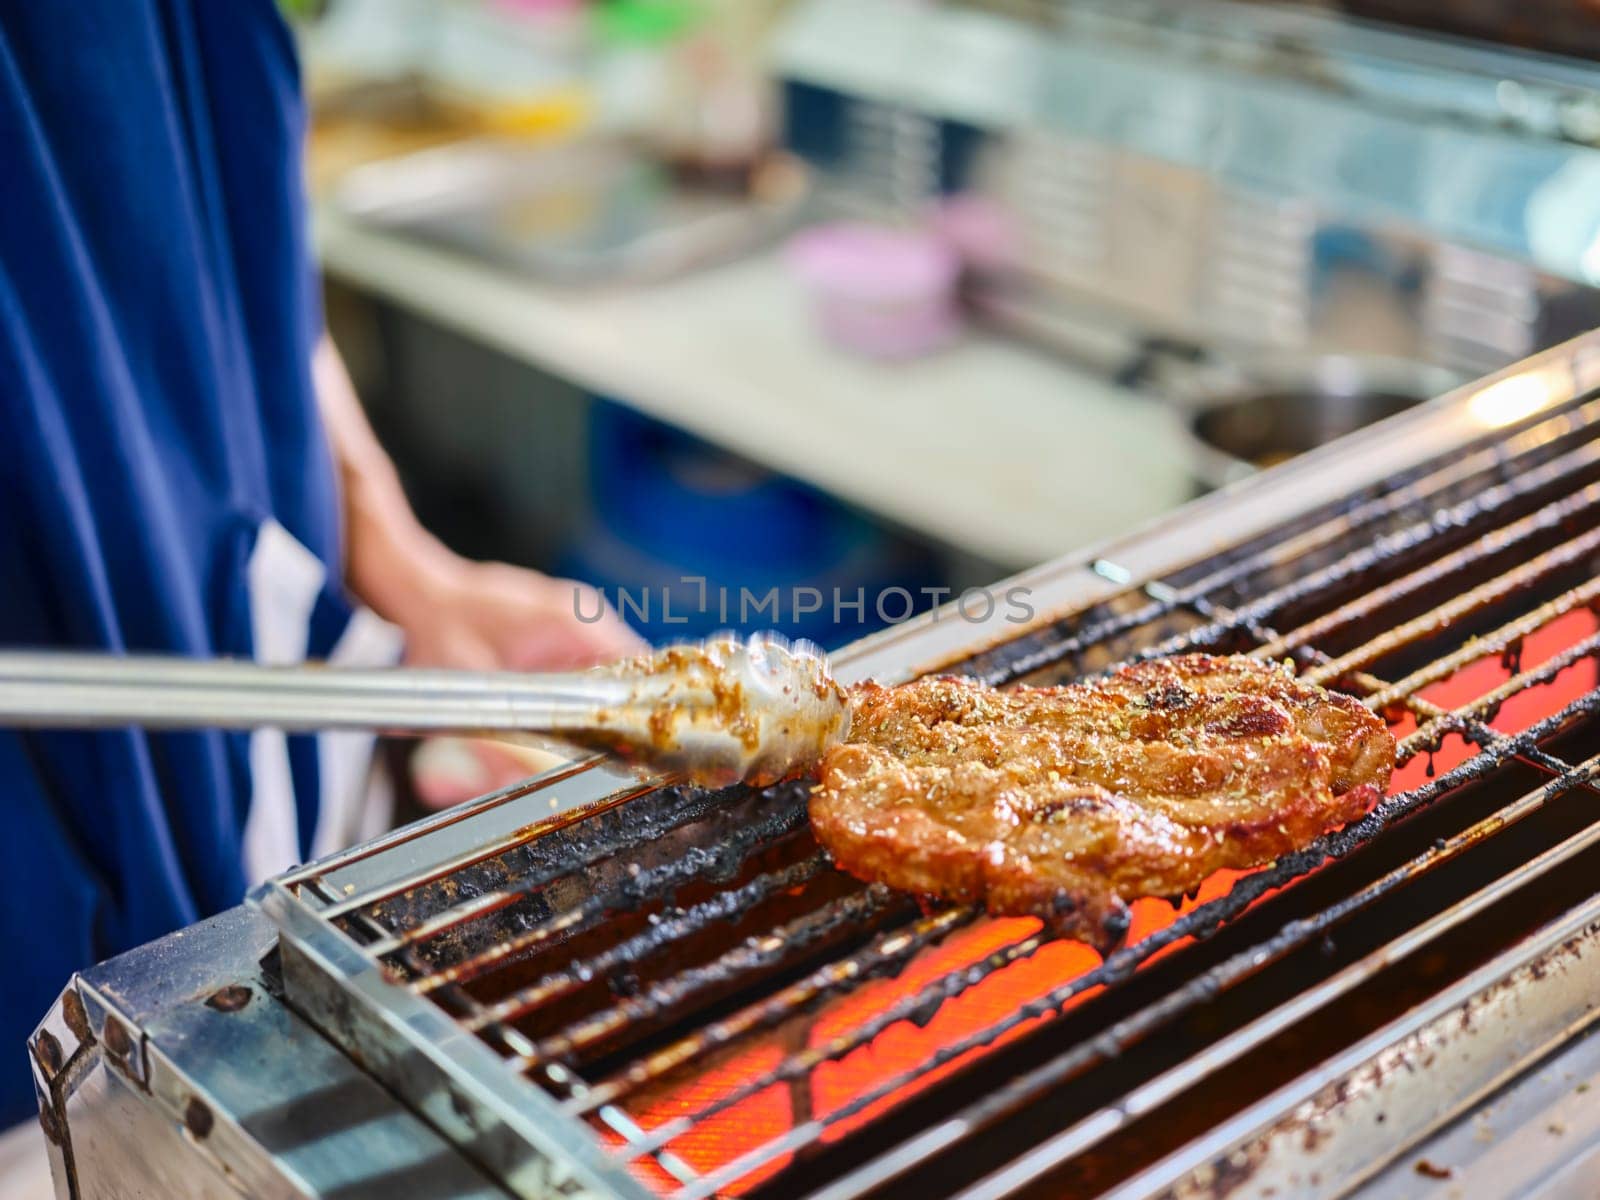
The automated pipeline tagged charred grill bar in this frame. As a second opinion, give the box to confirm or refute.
[34,332,1600,1199]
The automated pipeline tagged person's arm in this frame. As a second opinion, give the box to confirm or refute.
[313,337,644,672]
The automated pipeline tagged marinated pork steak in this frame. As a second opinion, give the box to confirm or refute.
[809,654,1395,946]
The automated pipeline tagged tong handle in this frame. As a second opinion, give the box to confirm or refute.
[0,651,632,736]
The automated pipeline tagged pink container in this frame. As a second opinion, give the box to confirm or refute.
[786,223,962,360]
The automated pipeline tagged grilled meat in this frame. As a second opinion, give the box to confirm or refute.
[809,654,1395,945]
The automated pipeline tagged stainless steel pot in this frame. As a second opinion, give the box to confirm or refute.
[1175,356,1466,491]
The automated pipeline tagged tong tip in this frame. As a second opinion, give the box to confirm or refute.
[597,632,852,786]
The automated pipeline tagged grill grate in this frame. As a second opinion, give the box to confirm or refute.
[259,363,1600,1200]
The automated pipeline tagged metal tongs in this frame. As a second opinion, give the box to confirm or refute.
[0,633,852,786]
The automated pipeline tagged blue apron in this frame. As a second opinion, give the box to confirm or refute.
[0,1,392,1127]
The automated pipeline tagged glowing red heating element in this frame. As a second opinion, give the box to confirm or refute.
[611,610,1599,1195]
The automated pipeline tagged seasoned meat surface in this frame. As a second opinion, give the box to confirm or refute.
[809,654,1395,945]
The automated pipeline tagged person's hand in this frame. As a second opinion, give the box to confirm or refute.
[314,336,647,806]
[335,440,645,674]
[368,554,647,808]
[395,557,645,673]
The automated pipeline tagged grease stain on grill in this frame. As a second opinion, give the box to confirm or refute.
[36,1104,63,1148]
[34,1030,62,1078]
[101,1015,132,1059]
[1203,1139,1272,1199]
[184,1095,214,1140]
[1101,903,1133,946]
[1300,1118,1331,1152]
[60,990,90,1044]
[205,985,252,1013]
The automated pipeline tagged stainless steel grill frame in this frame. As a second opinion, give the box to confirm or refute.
[19,330,1590,1200]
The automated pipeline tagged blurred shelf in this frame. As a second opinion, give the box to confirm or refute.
[314,205,1194,570]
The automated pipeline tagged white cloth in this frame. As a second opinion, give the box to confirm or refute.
[242,519,401,884]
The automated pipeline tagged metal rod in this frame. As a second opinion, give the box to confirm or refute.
[1251,480,1600,661]
[591,1105,701,1190]
[314,772,693,924]
[1124,437,1600,671]
[0,651,633,732]
[1349,578,1600,708]
[1352,669,1592,795]
[612,927,1056,1158]
[1398,629,1600,757]
[1302,535,1600,687]
[515,884,906,1070]
[292,756,608,894]
[565,905,979,1117]
[986,409,1600,686]
[363,785,812,959]
[444,852,833,1016]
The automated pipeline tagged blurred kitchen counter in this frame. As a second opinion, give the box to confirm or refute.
[314,204,1195,570]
